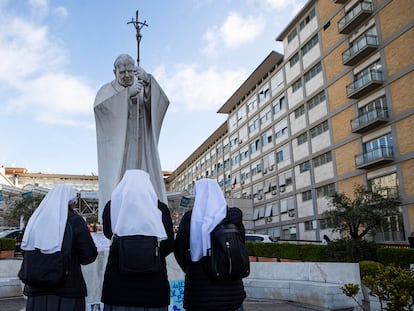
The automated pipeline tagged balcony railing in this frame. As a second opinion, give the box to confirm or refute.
[347,69,384,99]
[343,34,379,66]
[355,146,394,169]
[338,1,373,34]
[334,0,347,4]
[351,107,389,133]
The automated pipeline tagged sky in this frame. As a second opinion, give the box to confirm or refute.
[0,0,307,175]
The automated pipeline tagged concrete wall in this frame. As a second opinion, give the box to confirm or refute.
[0,255,363,310]
[244,261,363,310]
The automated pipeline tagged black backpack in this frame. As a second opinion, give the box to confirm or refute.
[18,222,72,288]
[207,218,250,280]
[115,234,162,275]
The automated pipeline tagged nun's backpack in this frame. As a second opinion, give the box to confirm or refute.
[18,223,72,288]
[207,218,250,281]
[114,234,162,275]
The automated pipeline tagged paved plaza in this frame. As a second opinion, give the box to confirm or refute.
[0,296,334,311]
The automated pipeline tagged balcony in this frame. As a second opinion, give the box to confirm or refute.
[351,107,389,133]
[355,146,394,169]
[347,69,384,99]
[338,1,373,34]
[343,34,379,66]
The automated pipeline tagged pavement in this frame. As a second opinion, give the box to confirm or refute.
[0,296,332,311]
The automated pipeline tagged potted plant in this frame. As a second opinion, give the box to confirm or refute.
[0,238,16,258]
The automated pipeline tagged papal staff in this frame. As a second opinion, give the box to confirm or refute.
[127,10,148,67]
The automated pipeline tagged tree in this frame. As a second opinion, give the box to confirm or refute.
[4,194,44,227]
[323,184,400,240]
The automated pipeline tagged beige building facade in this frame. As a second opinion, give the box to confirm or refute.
[167,0,414,242]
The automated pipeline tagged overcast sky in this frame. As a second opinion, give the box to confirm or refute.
[0,0,307,175]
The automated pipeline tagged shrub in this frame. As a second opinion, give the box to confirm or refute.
[376,247,414,269]
[325,239,377,262]
[0,238,16,251]
[359,260,384,279]
[363,264,414,310]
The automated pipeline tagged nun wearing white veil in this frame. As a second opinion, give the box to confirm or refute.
[174,178,246,311]
[21,184,98,311]
[101,169,174,310]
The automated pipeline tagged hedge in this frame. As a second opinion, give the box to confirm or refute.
[376,247,414,268]
[246,240,414,267]
[0,238,16,251]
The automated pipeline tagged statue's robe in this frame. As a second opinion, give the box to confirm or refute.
[94,76,169,221]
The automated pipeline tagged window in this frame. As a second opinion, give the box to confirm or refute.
[299,161,310,173]
[260,109,272,124]
[307,91,326,110]
[276,145,290,163]
[364,133,393,153]
[289,52,299,67]
[359,95,387,115]
[368,173,398,198]
[302,34,319,56]
[276,150,284,163]
[304,221,315,231]
[319,218,334,230]
[288,28,297,42]
[295,105,305,118]
[299,8,316,30]
[231,154,239,166]
[354,60,383,86]
[250,139,261,154]
[297,133,308,145]
[313,151,332,167]
[262,132,272,146]
[310,120,329,138]
[292,79,302,93]
[302,190,312,202]
[230,136,238,147]
[247,97,257,112]
[237,107,246,120]
[248,118,259,133]
[316,183,335,198]
[258,87,270,103]
[304,62,322,82]
[240,149,249,160]
[273,96,286,114]
[275,127,288,139]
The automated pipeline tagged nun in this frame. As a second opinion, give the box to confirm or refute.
[21,184,98,311]
[174,178,246,311]
[101,169,174,310]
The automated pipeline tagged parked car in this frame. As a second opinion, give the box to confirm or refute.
[245,233,274,243]
[0,228,25,253]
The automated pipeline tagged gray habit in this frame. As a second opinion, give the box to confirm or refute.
[94,75,169,221]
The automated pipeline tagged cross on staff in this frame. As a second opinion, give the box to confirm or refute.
[127,10,148,67]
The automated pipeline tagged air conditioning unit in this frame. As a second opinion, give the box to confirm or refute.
[257,194,263,200]
[239,139,243,144]
[288,210,295,217]
[269,165,274,171]
[271,190,277,195]
[280,186,286,192]
[265,216,272,223]
[262,169,267,174]
[241,180,245,185]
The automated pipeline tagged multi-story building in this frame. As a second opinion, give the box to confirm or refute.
[167,0,414,242]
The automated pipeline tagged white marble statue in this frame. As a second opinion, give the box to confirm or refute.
[94,54,169,221]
